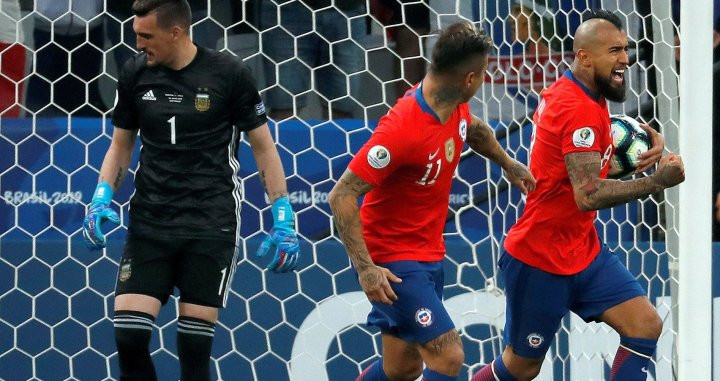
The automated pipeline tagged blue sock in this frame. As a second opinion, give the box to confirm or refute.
[357,358,390,381]
[422,367,457,380]
[471,355,517,381]
[610,336,656,381]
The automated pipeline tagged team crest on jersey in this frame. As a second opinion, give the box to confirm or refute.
[527,333,544,348]
[572,127,595,148]
[415,308,433,327]
[367,145,390,169]
[444,138,455,162]
[195,89,210,111]
[459,119,467,141]
[118,259,132,282]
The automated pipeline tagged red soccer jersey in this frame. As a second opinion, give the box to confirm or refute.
[349,84,470,263]
[504,70,614,275]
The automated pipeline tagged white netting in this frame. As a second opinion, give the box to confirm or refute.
[0,1,682,380]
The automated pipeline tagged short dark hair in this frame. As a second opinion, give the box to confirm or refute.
[132,0,192,30]
[430,22,494,75]
[582,9,623,31]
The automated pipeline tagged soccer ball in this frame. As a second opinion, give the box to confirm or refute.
[608,115,652,179]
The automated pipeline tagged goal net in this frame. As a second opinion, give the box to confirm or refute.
[0,0,686,380]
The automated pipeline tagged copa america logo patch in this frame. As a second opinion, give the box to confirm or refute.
[458,119,467,141]
[527,333,544,348]
[415,308,433,327]
[367,145,390,169]
[572,127,595,148]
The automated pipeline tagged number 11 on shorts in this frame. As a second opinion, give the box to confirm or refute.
[218,267,227,295]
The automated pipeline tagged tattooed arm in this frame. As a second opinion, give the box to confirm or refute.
[467,115,514,167]
[468,115,536,194]
[328,169,402,304]
[247,123,288,202]
[565,151,685,212]
[98,127,137,191]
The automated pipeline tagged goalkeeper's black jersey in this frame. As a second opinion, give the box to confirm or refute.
[112,46,267,241]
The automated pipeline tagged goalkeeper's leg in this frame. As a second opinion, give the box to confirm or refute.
[177,303,218,381]
[114,294,163,381]
[114,309,157,381]
[174,238,235,381]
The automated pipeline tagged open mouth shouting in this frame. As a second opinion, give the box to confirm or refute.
[611,68,625,86]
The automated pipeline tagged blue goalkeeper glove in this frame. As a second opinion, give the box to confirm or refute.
[256,196,300,272]
[82,182,120,250]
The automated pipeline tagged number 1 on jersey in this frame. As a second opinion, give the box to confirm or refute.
[167,116,176,144]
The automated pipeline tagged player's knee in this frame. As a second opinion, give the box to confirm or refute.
[423,330,464,374]
[625,309,663,339]
[639,310,663,339]
[114,311,153,352]
[115,327,147,351]
[442,343,465,373]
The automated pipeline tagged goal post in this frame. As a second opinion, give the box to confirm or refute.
[677,0,713,379]
[0,1,714,380]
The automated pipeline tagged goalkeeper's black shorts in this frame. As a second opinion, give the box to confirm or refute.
[114,232,238,308]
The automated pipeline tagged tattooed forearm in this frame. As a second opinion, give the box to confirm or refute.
[113,167,125,190]
[260,169,287,200]
[100,166,127,191]
[260,170,267,190]
[328,170,374,271]
[255,156,288,201]
[97,128,135,192]
[467,115,512,167]
[565,152,664,211]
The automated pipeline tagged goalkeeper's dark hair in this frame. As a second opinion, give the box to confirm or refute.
[132,0,191,31]
[582,9,624,31]
[430,22,494,75]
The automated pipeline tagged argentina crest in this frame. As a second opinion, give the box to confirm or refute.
[118,258,132,282]
[195,89,210,111]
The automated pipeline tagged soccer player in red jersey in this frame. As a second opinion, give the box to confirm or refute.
[471,10,685,381]
[329,23,536,381]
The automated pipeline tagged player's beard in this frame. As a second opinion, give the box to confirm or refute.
[595,71,627,102]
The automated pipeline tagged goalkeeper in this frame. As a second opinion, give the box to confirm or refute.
[81,1,299,380]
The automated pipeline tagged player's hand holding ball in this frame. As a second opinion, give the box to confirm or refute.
[82,182,120,250]
[635,122,665,173]
[504,158,536,195]
[651,153,685,188]
[257,196,300,272]
[357,265,402,305]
